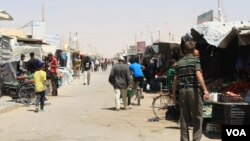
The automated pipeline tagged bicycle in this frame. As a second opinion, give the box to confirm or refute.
[152,83,173,119]
[130,82,142,106]
[16,76,36,106]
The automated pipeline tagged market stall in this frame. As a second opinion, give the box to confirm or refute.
[191,21,250,126]
[141,41,180,91]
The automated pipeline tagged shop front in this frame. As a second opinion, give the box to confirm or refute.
[191,21,250,127]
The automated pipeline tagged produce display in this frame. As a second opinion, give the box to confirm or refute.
[220,81,250,102]
[222,81,250,94]
[221,92,244,102]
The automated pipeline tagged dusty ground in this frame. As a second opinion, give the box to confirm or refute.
[0,66,221,141]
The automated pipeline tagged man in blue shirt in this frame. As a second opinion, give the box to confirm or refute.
[129,57,145,99]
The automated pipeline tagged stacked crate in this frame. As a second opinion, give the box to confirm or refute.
[212,103,250,125]
[223,104,250,125]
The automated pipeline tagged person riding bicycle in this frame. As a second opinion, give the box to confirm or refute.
[129,57,145,98]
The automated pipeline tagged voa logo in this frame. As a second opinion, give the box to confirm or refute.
[226,129,246,136]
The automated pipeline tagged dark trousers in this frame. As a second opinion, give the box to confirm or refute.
[36,91,45,110]
[50,73,58,96]
[179,88,203,141]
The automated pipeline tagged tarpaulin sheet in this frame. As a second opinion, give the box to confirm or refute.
[10,46,43,62]
[191,21,250,48]
[0,36,12,64]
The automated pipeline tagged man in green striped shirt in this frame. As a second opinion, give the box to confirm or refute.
[172,41,210,141]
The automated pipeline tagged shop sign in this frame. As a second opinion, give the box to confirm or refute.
[137,41,146,53]
[127,45,137,55]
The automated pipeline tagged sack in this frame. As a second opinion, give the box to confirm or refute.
[127,88,134,106]
[127,88,134,99]
[165,105,180,120]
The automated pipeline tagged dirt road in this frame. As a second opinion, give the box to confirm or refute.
[0,66,220,141]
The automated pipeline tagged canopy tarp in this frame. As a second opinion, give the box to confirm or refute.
[0,10,13,21]
[11,46,43,62]
[0,35,12,64]
[152,41,180,54]
[1,35,56,63]
[0,29,26,38]
[191,21,250,48]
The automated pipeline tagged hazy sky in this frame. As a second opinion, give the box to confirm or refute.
[1,0,250,57]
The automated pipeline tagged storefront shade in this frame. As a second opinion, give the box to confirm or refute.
[0,10,13,21]
[190,21,250,81]
[191,21,250,49]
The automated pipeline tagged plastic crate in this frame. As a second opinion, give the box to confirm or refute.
[212,103,224,123]
[224,115,250,125]
[224,105,250,116]
[212,103,250,125]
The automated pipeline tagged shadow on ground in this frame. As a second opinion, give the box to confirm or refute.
[203,132,221,139]
[165,126,180,130]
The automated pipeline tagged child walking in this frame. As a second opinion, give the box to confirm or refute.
[34,61,47,112]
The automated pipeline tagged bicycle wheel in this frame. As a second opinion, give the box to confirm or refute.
[18,84,36,106]
[152,94,172,119]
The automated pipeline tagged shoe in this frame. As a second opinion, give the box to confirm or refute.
[83,83,86,85]
[115,108,120,111]
[124,107,129,110]
[34,107,39,113]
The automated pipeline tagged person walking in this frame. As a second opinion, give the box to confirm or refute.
[16,54,27,76]
[82,56,92,85]
[33,61,46,112]
[27,52,39,74]
[48,53,59,96]
[109,56,131,111]
[146,59,156,90]
[172,41,210,141]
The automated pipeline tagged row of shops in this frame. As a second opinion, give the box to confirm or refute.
[123,21,250,128]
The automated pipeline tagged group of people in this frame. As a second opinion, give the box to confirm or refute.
[72,53,92,85]
[108,56,144,111]
[16,52,59,112]
[109,40,210,141]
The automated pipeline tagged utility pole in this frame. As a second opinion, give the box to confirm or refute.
[135,34,137,45]
[169,32,171,41]
[165,23,168,41]
[217,0,222,21]
[141,31,143,41]
[41,0,45,22]
[158,30,161,41]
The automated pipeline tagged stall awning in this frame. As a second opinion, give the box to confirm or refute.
[17,37,48,45]
[191,21,250,48]
[0,10,13,21]
[152,41,180,54]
